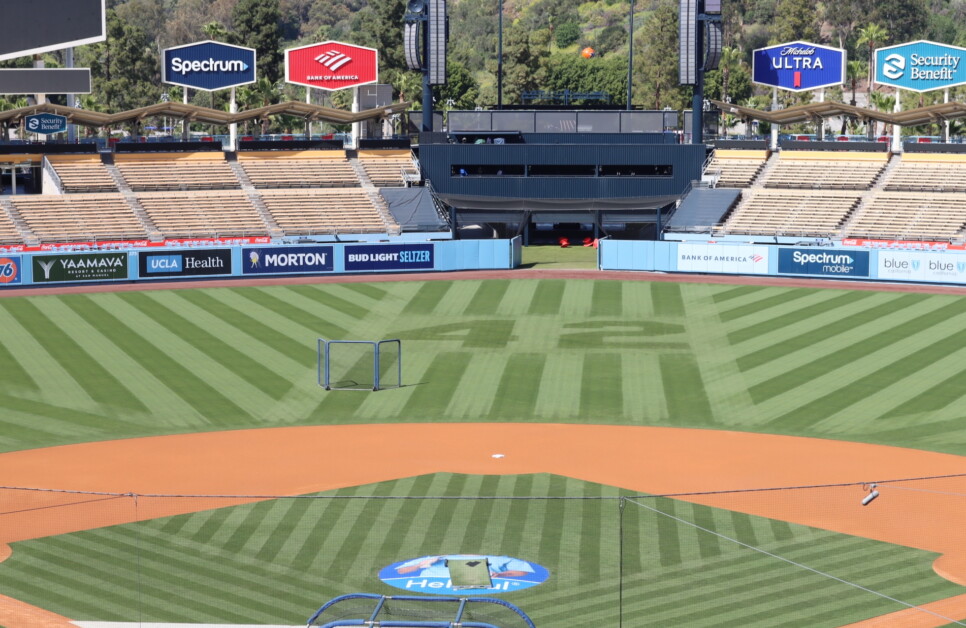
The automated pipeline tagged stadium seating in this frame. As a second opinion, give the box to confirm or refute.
[47,155,119,193]
[0,206,22,244]
[10,194,147,242]
[883,153,966,192]
[116,152,239,191]
[357,150,416,187]
[846,191,966,240]
[762,151,887,190]
[707,150,768,188]
[259,188,391,234]
[238,150,360,188]
[717,189,861,236]
[137,190,266,238]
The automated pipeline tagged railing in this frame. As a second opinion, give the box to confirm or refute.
[41,156,64,193]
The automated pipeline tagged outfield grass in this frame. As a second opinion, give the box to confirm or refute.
[1,278,964,455]
[520,244,598,269]
[1,277,966,625]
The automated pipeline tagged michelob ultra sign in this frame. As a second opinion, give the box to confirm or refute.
[752,41,845,91]
[875,40,966,92]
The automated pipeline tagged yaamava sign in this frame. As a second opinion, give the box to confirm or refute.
[875,40,966,92]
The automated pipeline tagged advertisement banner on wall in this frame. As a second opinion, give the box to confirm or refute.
[344,243,435,272]
[33,253,128,283]
[878,251,966,283]
[241,246,334,275]
[752,41,846,91]
[676,243,770,274]
[874,40,966,93]
[139,249,232,278]
[778,248,869,277]
[162,40,257,91]
[0,256,22,286]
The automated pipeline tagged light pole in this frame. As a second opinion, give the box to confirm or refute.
[497,0,504,109]
[627,0,634,110]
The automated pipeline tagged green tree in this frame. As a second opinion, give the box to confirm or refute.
[502,23,541,105]
[771,0,818,44]
[353,0,407,72]
[543,52,627,104]
[80,9,161,113]
[869,0,927,44]
[856,24,888,100]
[201,21,234,44]
[233,0,283,85]
[435,61,481,110]
[555,22,582,48]
[634,0,687,110]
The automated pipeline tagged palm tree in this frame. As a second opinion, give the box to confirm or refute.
[201,21,231,42]
[856,24,888,100]
[841,59,866,133]
[868,91,895,136]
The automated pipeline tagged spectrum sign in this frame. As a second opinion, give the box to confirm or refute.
[285,41,378,91]
[752,41,845,91]
[162,40,256,91]
[875,40,966,92]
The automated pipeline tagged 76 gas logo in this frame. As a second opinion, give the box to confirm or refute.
[0,257,21,284]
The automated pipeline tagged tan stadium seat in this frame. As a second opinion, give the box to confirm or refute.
[116,152,239,191]
[357,150,416,187]
[47,155,118,193]
[238,150,360,188]
[259,188,394,235]
[137,190,267,238]
[10,194,146,242]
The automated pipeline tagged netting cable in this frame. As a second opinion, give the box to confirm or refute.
[623,496,966,626]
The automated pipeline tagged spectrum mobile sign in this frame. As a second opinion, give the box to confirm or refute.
[752,41,845,91]
[285,41,378,91]
[162,40,256,91]
[875,40,966,92]
[777,248,869,278]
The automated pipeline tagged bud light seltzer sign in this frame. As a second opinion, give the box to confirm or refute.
[753,41,845,91]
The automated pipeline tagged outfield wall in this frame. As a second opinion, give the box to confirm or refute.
[0,238,522,288]
[600,240,966,285]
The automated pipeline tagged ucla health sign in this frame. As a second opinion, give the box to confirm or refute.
[25,113,67,135]
[778,248,869,278]
[345,243,434,272]
[875,40,966,92]
[162,40,256,91]
[242,245,334,275]
[139,249,232,278]
[752,41,845,91]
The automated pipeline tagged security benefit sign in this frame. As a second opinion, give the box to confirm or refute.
[379,554,550,595]
[33,253,128,283]
[25,113,67,135]
[162,40,256,91]
[241,245,334,275]
[752,41,845,91]
[676,243,770,274]
[878,250,966,283]
[0,256,22,286]
[139,249,232,278]
[344,243,434,272]
[875,40,966,92]
[777,248,869,278]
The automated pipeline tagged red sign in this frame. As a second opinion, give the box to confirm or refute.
[285,41,378,91]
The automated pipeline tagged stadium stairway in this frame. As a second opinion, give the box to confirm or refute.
[0,196,38,246]
[839,154,901,237]
[748,151,781,188]
[349,156,403,235]
[229,160,284,238]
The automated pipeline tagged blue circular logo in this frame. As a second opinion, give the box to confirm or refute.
[379,554,550,595]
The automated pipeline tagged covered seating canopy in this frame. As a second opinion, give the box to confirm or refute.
[0,100,411,130]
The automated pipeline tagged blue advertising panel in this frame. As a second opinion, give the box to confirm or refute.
[344,243,435,272]
[162,40,256,91]
[0,255,22,286]
[752,41,845,91]
[25,113,67,134]
[241,245,334,275]
[778,248,869,278]
[379,555,550,595]
[875,40,966,92]
[139,249,232,278]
